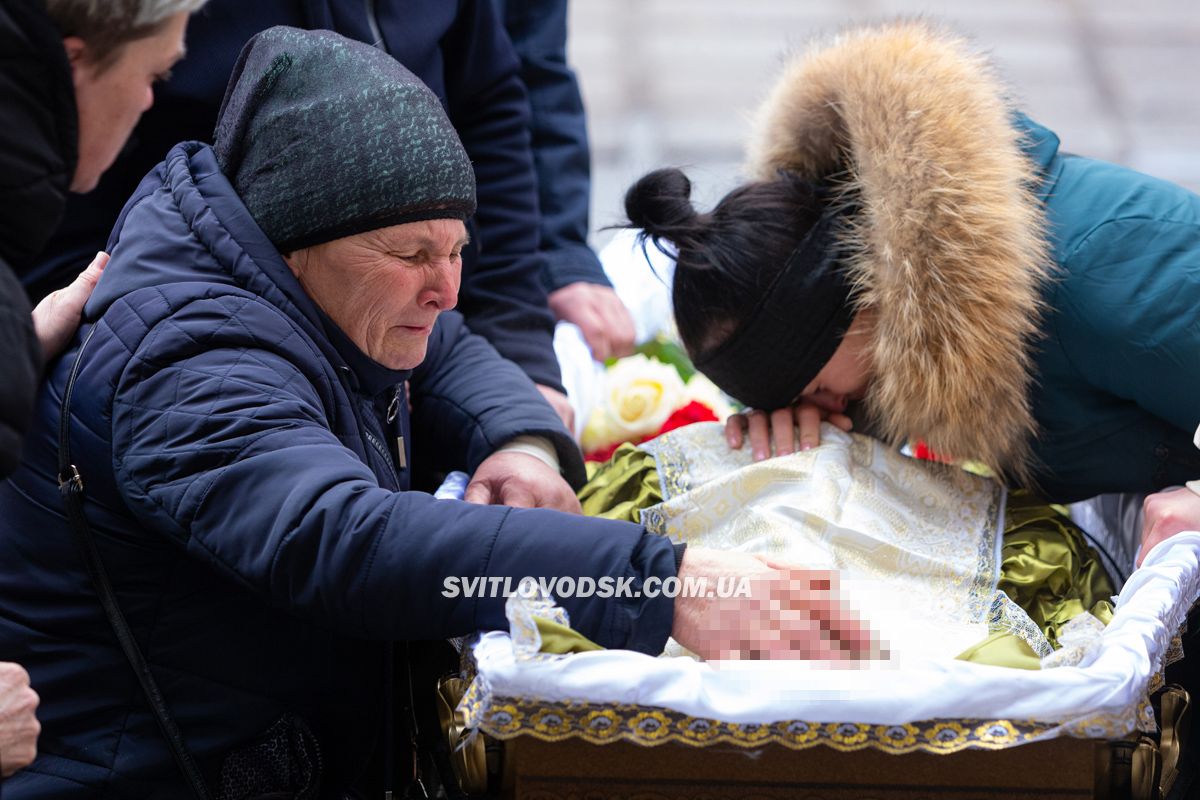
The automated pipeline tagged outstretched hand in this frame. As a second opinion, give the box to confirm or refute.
[464,450,581,514]
[32,251,108,360]
[671,547,883,661]
[725,401,853,461]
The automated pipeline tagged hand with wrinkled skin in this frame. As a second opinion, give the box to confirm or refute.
[464,450,581,514]
[671,547,883,661]
[548,282,636,362]
[31,251,108,361]
[0,662,40,776]
[536,384,576,437]
[1138,487,1200,567]
[726,401,853,461]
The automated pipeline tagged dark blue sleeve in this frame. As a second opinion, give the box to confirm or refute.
[411,310,586,488]
[501,0,610,292]
[110,296,674,652]
[438,0,564,392]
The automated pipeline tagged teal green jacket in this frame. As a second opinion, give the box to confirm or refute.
[1023,116,1200,501]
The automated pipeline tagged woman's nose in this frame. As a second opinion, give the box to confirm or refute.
[423,261,459,310]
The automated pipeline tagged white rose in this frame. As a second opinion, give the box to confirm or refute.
[593,354,686,445]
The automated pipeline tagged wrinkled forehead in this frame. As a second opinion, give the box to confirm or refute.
[357,219,470,250]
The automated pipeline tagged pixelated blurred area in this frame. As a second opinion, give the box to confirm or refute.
[570,0,1200,245]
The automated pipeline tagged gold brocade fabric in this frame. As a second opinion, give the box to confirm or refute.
[639,424,1004,660]
[459,444,1137,757]
[456,438,1142,758]
[459,677,1146,753]
[577,428,1116,665]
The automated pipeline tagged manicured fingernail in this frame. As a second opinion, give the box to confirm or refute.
[800,443,813,452]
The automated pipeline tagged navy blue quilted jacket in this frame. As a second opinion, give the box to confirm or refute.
[0,142,675,797]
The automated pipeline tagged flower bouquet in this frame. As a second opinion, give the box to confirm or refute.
[580,338,736,463]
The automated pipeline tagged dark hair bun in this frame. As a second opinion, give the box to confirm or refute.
[624,168,699,242]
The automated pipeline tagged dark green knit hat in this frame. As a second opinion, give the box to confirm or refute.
[214,27,476,253]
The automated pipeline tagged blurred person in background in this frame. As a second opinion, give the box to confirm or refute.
[0,0,205,777]
[501,0,637,361]
[24,0,641,435]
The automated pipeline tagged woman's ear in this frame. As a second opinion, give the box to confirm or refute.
[281,249,304,278]
[62,36,97,91]
[62,36,87,67]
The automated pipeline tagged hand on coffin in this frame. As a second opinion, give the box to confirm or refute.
[725,400,853,462]
[464,450,582,514]
[670,547,882,660]
[1138,486,1200,567]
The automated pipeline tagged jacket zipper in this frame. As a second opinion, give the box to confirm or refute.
[364,386,405,482]
[363,427,395,475]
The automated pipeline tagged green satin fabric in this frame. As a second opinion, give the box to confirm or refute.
[578,444,662,523]
[576,451,1115,668]
[535,616,604,654]
[955,630,1043,669]
[997,492,1116,645]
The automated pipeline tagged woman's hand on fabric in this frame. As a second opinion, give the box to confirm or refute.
[0,661,40,776]
[548,282,637,361]
[31,251,108,361]
[1138,487,1200,566]
[670,547,882,661]
[725,401,853,461]
[464,450,582,514]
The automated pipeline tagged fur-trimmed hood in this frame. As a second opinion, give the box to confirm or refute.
[746,20,1053,483]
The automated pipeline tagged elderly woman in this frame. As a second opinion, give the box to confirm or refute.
[0,28,870,798]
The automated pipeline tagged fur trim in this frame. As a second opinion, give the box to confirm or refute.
[746,20,1053,483]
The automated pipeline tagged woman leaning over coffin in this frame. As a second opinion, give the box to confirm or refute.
[625,21,1200,506]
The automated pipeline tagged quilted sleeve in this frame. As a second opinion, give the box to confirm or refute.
[109,294,673,651]
[411,311,586,488]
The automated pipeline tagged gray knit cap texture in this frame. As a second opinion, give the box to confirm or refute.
[214,26,476,252]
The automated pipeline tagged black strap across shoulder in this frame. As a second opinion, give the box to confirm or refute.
[56,327,213,800]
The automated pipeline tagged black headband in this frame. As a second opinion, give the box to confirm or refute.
[690,204,855,410]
